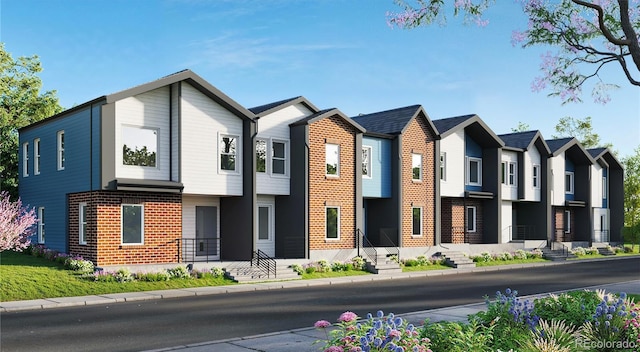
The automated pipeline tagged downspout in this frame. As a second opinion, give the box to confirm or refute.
[305,126,311,259]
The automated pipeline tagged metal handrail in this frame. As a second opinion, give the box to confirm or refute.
[379,229,400,261]
[356,229,377,266]
[252,249,276,278]
[593,230,610,242]
[510,225,538,241]
[550,241,568,257]
[179,238,219,263]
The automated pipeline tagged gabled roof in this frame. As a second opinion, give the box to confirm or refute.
[498,130,551,154]
[546,137,575,154]
[249,96,319,117]
[587,147,623,170]
[291,108,365,132]
[432,114,504,148]
[546,137,594,164]
[351,104,438,137]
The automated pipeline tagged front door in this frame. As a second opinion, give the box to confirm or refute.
[196,206,217,256]
[256,204,275,257]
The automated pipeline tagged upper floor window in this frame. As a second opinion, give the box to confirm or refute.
[79,203,87,245]
[256,139,267,173]
[501,161,516,186]
[122,126,157,167]
[272,140,287,175]
[466,157,482,186]
[412,153,422,181]
[466,206,477,233]
[532,165,540,189]
[325,206,340,239]
[57,131,65,170]
[362,146,372,178]
[440,153,446,181]
[412,207,422,236]
[565,171,574,194]
[22,142,29,177]
[602,176,607,199]
[122,204,144,245]
[326,143,340,177]
[37,207,45,243]
[34,139,40,175]
[220,134,238,172]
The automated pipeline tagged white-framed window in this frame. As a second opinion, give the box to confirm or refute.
[326,143,340,177]
[412,153,422,181]
[34,139,40,175]
[466,206,477,233]
[37,207,45,243]
[564,210,571,233]
[362,146,372,178]
[466,157,482,186]
[122,126,158,167]
[272,140,287,176]
[508,162,517,186]
[501,162,506,184]
[57,130,65,170]
[121,204,144,245]
[79,203,87,245]
[256,138,267,173]
[532,165,540,189]
[325,206,340,239]
[602,176,607,199]
[440,152,446,181]
[22,142,29,177]
[565,171,574,194]
[412,207,422,236]
[219,134,239,173]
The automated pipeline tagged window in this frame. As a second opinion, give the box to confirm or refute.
[508,162,516,186]
[565,172,574,194]
[258,206,270,240]
[532,165,540,189]
[122,126,157,167]
[34,139,40,175]
[501,162,506,184]
[326,143,340,177]
[412,153,422,181]
[122,204,144,244]
[466,206,477,233]
[440,153,446,181]
[325,206,340,239]
[256,139,267,173]
[602,176,607,198]
[22,142,29,177]
[564,210,571,233]
[37,207,45,243]
[412,207,422,236]
[220,135,238,172]
[57,131,65,170]
[272,140,286,175]
[466,157,482,186]
[79,203,87,245]
[362,146,372,178]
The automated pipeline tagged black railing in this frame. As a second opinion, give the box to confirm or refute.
[554,228,567,242]
[356,229,378,266]
[251,249,276,279]
[593,230,610,243]
[379,229,400,260]
[550,241,568,257]
[180,238,219,263]
[510,225,538,241]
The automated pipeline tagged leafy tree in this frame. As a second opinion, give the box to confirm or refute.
[551,116,607,148]
[123,144,156,167]
[387,0,640,104]
[511,121,531,132]
[0,191,36,251]
[0,44,63,199]
[623,146,640,249]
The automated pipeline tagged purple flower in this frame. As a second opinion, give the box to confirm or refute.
[338,311,358,323]
[324,346,344,352]
[314,320,331,328]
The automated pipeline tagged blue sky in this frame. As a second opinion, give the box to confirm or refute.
[2,0,638,157]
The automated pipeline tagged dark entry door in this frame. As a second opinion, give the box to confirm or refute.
[196,206,217,256]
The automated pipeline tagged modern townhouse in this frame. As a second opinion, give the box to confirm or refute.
[587,147,624,244]
[497,131,551,243]
[432,115,504,245]
[19,70,257,265]
[546,137,595,244]
[351,105,440,257]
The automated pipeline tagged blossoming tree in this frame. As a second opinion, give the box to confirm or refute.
[0,191,36,251]
[387,0,640,104]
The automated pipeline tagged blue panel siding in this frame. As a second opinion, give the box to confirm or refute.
[19,106,97,253]
[465,134,483,192]
[362,136,392,198]
[565,158,575,172]
[565,158,575,201]
[91,104,103,190]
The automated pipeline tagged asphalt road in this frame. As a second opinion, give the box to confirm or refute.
[2,257,639,352]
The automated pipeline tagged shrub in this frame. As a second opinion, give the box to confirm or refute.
[330,261,353,272]
[533,290,601,328]
[136,271,170,282]
[519,318,581,352]
[351,256,366,270]
[499,252,514,261]
[528,248,543,259]
[571,247,587,256]
[64,256,94,273]
[624,246,634,253]
[290,264,304,275]
[585,247,599,255]
[210,266,225,278]
[514,249,528,260]
[114,268,134,282]
[403,258,420,267]
[317,259,331,273]
[166,266,191,279]
[91,270,117,282]
[420,319,494,352]
[305,266,316,274]
[472,252,493,263]
[580,292,633,349]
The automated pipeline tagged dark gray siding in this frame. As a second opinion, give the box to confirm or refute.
[482,147,501,243]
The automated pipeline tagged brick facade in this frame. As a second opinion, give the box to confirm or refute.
[400,115,436,247]
[68,191,182,266]
[440,198,483,244]
[308,115,358,250]
[553,206,574,242]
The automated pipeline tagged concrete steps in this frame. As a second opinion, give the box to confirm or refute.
[365,254,402,274]
[597,247,616,256]
[541,247,577,261]
[225,263,301,283]
[441,251,476,269]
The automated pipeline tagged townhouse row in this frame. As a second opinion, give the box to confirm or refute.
[18,70,624,266]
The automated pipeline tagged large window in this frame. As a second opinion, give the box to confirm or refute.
[362,146,372,178]
[532,165,540,189]
[564,210,571,233]
[57,131,65,170]
[22,142,29,177]
[325,206,340,239]
[466,157,482,186]
[440,153,446,181]
[466,206,477,233]
[272,140,287,175]
[37,207,45,244]
[501,161,516,186]
[412,153,422,181]
[326,143,340,177]
[122,204,144,244]
[220,135,238,172]
[565,171,574,194]
[79,203,87,245]
[34,139,40,175]
[256,139,267,173]
[122,126,157,167]
[412,207,422,236]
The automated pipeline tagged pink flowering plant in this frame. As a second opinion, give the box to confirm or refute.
[0,191,36,252]
[314,310,432,352]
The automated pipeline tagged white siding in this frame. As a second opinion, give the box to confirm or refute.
[522,147,541,202]
[256,103,313,195]
[550,154,565,206]
[440,129,465,197]
[182,195,220,260]
[180,83,243,195]
[500,201,513,243]
[590,163,603,207]
[115,86,170,180]
[501,150,518,200]
[171,83,180,181]
[592,208,609,242]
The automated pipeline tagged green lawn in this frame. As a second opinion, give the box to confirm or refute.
[402,264,451,272]
[302,270,371,279]
[474,258,549,266]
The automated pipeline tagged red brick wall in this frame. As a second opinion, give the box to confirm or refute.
[308,115,358,250]
[554,207,574,242]
[401,115,436,247]
[440,198,483,244]
[69,191,182,266]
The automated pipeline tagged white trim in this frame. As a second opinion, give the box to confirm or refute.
[37,207,45,244]
[22,142,29,177]
[256,138,268,173]
[256,204,274,241]
[325,206,340,240]
[57,130,65,171]
[508,162,517,186]
[565,171,574,194]
[325,143,340,177]
[362,146,372,179]
[466,206,477,233]
[121,204,144,245]
[412,153,423,181]
[79,203,87,245]
[411,206,423,237]
[218,133,240,174]
[532,164,540,189]
[271,138,289,177]
[602,176,607,199]
[466,157,482,186]
[34,139,40,175]
[121,125,159,168]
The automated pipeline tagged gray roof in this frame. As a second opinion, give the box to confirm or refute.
[249,97,301,115]
[351,105,423,135]
[248,96,320,117]
[290,108,366,132]
[498,130,539,150]
[587,147,608,159]
[432,114,476,134]
[546,137,575,154]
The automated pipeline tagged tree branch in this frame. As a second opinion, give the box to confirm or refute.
[571,0,628,45]
[617,0,640,72]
